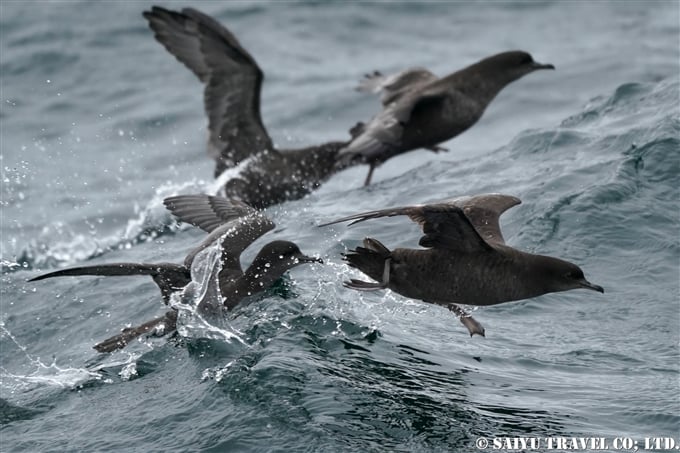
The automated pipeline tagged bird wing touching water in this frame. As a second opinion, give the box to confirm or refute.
[144,6,274,174]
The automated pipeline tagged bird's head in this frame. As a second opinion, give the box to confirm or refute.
[476,50,555,84]
[538,256,604,295]
[252,240,323,276]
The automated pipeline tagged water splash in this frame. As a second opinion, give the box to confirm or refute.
[172,245,247,345]
[0,321,102,391]
[5,155,260,274]
[201,361,234,383]
[121,178,209,241]
[118,362,138,381]
[210,155,257,196]
[0,259,24,272]
[4,178,207,273]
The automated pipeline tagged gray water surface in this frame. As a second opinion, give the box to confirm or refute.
[1,1,679,452]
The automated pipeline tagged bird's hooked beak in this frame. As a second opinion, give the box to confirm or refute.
[532,61,555,70]
[298,255,324,264]
[579,279,604,293]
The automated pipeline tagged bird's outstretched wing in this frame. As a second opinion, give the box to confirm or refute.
[440,194,521,245]
[164,194,255,233]
[320,193,521,251]
[356,67,438,106]
[28,263,190,304]
[337,85,449,166]
[164,195,274,275]
[144,6,274,174]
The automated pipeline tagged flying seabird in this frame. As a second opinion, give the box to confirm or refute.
[29,195,321,352]
[339,52,555,186]
[143,6,364,209]
[320,194,603,336]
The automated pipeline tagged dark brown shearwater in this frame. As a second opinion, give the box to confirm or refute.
[143,6,363,209]
[29,195,321,352]
[320,194,603,336]
[338,52,555,185]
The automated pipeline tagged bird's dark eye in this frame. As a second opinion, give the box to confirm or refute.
[520,54,534,65]
[568,269,584,280]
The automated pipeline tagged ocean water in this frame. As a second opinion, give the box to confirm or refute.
[1,1,679,452]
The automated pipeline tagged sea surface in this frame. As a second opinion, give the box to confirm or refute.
[1,1,679,452]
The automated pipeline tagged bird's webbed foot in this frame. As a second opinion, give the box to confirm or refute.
[343,258,391,291]
[425,145,448,153]
[447,304,485,337]
[363,164,376,186]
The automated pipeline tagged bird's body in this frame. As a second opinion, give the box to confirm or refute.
[321,194,603,336]
[221,142,347,209]
[347,243,588,306]
[143,7,356,208]
[342,52,555,185]
[29,195,321,352]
